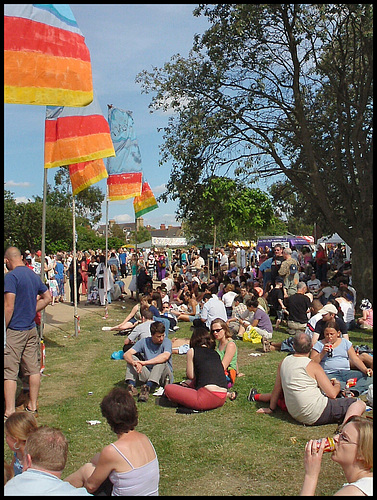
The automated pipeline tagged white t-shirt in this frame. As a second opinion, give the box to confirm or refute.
[201,296,227,328]
[222,291,238,307]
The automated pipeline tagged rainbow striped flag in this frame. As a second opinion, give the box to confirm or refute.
[69,159,108,196]
[107,172,142,201]
[44,94,115,169]
[133,182,158,218]
[4,4,93,106]
[106,105,143,201]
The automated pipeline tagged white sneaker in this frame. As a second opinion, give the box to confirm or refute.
[102,326,112,331]
[173,326,180,331]
[153,387,164,396]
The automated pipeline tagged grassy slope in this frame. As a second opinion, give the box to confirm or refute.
[4,301,373,496]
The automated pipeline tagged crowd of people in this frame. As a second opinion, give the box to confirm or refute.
[4,242,373,495]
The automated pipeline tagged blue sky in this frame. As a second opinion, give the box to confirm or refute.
[4,4,211,228]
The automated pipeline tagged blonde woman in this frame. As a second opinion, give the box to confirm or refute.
[5,412,38,476]
[300,416,373,495]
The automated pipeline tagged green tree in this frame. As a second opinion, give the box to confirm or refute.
[4,191,73,253]
[180,176,274,246]
[129,226,152,245]
[45,166,105,225]
[137,4,373,303]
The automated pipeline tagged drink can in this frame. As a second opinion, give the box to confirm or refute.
[309,436,336,453]
[346,377,357,388]
[327,344,333,357]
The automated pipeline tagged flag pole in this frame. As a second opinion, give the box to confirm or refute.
[135,215,139,301]
[72,191,79,337]
[104,187,109,318]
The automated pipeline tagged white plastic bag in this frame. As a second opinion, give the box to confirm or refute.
[367,384,373,407]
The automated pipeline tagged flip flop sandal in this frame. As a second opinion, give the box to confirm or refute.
[228,391,238,401]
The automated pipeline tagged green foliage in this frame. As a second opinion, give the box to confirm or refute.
[137,4,373,301]
[4,190,73,253]
[169,176,275,245]
[128,226,152,245]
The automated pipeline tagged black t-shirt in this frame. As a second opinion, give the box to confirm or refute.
[268,287,284,311]
[286,293,312,323]
[193,347,228,389]
[314,315,348,340]
[270,256,285,283]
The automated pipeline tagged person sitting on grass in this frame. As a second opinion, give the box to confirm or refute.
[211,318,243,395]
[253,331,366,426]
[124,321,173,403]
[163,327,228,411]
[300,416,373,496]
[310,320,373,397]
[103,296,149,333]
[64,388,159,496]
[169,289,200,323]
[4,426,92,496]
[357,298,373,330]
[5,412,38,477]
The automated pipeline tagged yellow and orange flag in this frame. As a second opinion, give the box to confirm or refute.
[4,4,93,106]
[133,182,158,219]
[44,94,115,195]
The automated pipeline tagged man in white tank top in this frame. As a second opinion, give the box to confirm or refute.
[256,332,366,426]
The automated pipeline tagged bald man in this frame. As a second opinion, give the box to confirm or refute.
[4,247,51,418]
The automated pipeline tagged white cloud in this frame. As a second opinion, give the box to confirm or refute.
[5,180,31,188]
[151,183,166,195]
[113,213,134,223]
[15,196,32,204]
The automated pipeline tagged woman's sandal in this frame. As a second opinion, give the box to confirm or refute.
[228,390,238,401]
[262,337,271,353]
[24,406,38,417]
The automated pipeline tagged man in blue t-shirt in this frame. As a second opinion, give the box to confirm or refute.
[4,247,52,418]
[124,321,173,402]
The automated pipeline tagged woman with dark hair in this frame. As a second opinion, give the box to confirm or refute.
[164,327,228,411]
[64,387,159,496]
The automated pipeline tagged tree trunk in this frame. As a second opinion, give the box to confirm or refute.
[348,237,373,308]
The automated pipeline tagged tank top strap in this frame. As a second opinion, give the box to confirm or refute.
[110,443,134,469]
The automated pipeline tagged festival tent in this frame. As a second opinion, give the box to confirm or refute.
[317,233,351,260]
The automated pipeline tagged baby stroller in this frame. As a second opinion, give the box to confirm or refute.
[86,284,99,305]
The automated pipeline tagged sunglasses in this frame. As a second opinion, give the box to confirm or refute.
[211,328,222,333]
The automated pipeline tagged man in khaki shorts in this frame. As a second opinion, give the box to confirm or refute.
[4,247,51,419]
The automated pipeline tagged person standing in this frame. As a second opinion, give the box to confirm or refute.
[278,247,300,297]
[270,244,285,285]
[4,247,52,419]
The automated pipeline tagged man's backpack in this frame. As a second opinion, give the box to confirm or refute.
[289,263,298,275]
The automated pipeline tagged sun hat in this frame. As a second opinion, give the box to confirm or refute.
[318,303,338,315]
[360,299,372,310]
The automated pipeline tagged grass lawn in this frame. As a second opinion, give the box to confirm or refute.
[4,300,373,496]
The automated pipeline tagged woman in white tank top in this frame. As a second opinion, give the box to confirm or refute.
[64,388,159,495]
[300,416,373,495]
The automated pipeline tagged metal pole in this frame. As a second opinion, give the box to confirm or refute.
[40,167,48,338]
[135,216,139,301]
[72,194,79,337]
[104,194,109,318]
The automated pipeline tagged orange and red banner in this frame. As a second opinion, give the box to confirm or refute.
[4,4,93,106]
[44,94,115,169]
[107,172,142,201]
